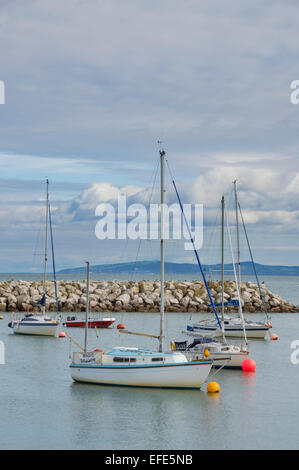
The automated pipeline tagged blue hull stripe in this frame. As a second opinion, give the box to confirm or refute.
[70,360,212,369]
[72,381,202,390]
[192,327,268,332]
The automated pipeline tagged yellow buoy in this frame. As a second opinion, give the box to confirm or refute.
[204,348,210,358]
[207,381,220,393]
[0,316,3,320]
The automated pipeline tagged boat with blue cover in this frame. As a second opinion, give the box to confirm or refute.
[8,180,60,336]
[186,183,271,340]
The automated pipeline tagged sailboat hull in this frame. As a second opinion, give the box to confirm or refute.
[220,328,267,339]
[192,326,268,339]
[206,351,248,369]
[70,361,212,389]
[11,322,59,336]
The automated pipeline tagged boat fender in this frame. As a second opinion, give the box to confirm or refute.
[204,348,210,358]
[170,341,176,351]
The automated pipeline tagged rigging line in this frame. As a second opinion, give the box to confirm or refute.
[128,157,160,282]
[31,209,44,270]
[225,206,248,344]
[145,159,161,270]
[49,203,59,313]
[238,202,270,322]
[204,206,221,281]
[165,157,222,330]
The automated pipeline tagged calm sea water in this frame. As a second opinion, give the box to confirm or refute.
[1,308,299,450]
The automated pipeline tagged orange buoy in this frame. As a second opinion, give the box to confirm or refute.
[58,331,66,338]
[242,358,256,372]
[267,322,272,328]
[94,348,102,352]
[270,334,278,341]
[117,323,125,329]
[207,382,220,393]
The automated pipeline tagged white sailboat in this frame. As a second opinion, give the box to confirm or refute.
[188,316,269,339]
[187,183,271,340]
[177,196,249,368]
[8,180,60,336]
[70,150,213,389]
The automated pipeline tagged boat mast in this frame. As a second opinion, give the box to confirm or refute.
[84,261,90,353]
[233,180,241,290]
[221,196,225,332]
[225,206,248,343]
[159,148,165,353]
[43,179,49,315]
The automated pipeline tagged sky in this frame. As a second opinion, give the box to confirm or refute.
[0,0,299,272]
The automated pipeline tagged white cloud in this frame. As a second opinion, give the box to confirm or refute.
[286,173,299,193]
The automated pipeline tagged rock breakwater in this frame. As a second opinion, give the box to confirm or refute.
[0,279,297,313]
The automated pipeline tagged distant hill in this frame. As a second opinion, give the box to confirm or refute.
[58,260,299,276]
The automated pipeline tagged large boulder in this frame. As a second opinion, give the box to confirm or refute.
[139,281,154,293]
[116,293,131,305]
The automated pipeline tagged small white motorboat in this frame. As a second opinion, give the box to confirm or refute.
[173,336,249,369]
[63,316,115,328]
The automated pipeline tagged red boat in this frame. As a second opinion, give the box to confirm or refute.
[63,316,115,328]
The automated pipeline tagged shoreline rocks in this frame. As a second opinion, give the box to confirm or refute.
[0,279,298,313]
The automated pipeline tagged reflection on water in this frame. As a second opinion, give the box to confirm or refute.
[69,382,208,449]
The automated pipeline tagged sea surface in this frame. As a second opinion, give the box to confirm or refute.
[1,308,299,450]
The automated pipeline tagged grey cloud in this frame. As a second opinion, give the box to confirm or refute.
[0,0,299,162]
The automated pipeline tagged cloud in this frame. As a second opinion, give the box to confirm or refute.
[286,173,299,193]
[49,152,299,233]
[1,0,299,160]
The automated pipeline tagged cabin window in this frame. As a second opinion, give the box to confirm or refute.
[151,357,163,362]
[113,357,124,362]
[113,357,136,363]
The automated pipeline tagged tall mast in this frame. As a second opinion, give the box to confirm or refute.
[221,196,225,327]
[43,179,49,315]
[159,148,165,353]
[84,261,90,353]
[233,180,241,291]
